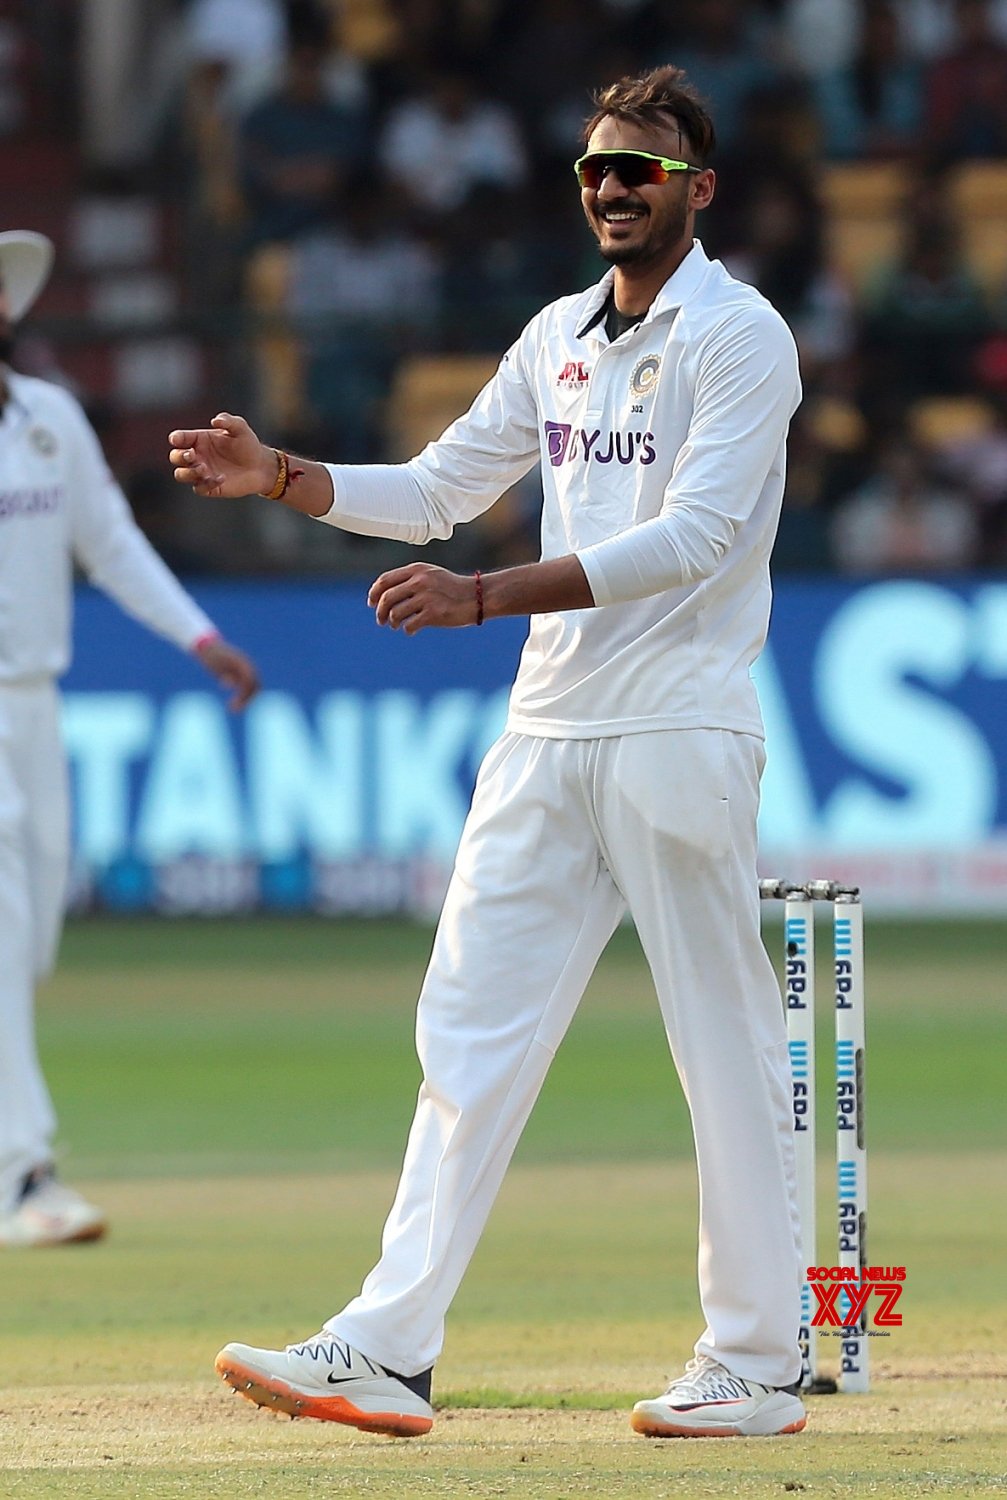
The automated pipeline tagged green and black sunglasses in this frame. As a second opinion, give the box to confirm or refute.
[574,149,703,190]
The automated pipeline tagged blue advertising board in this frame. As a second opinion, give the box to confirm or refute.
[62,577,1007,914]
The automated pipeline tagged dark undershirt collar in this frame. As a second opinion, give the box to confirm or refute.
[580,289,647,343]
[605,295,646,343]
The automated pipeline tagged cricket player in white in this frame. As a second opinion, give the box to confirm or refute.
[172,67,807,1438]
[0,231,260,1248]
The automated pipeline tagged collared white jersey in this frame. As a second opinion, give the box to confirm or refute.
[322,241,801,738]
[0,372,214,683]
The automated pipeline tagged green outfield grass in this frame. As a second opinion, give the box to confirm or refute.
[37,916,1007,1176]
[3,916,1005,1498]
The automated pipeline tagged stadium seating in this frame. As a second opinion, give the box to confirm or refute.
[818,163,907,292]
[244,243,303,432]
[955,163,1007,293]
[386,353,499,460]
[908,395,997,449]
[820,161,1007,295]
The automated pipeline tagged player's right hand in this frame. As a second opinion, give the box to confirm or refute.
[169,413,277,498]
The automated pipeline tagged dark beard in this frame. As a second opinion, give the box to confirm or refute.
[0,330,15,364]
[596,202,689,270]
[599,240,655,267]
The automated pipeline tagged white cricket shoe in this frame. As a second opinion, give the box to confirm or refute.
[215,1330,434,1436]
[0,1166,106,1247]
[631,1354,806,1437]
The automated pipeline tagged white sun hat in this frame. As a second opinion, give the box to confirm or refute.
[0,231,55,321]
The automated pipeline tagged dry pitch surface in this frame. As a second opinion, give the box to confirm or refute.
[2,1165,1005,1500]
[2,1381,1005,1500]
[3,918,1005,1497]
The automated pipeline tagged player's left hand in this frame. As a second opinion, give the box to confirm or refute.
[369,563,481,634]
[195,636,260,710]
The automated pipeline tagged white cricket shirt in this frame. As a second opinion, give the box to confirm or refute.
[0,372,214,683]
[321,241,801,738]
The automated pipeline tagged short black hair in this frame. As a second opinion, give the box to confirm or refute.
[584,66,716,164]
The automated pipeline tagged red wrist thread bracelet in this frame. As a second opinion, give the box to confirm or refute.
[474,570,484,626]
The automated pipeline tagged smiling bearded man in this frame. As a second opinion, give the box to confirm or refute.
[585,128,694,273]
[170,64,807,1441]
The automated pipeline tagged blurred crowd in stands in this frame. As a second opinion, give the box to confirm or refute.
[7,0,1007,577]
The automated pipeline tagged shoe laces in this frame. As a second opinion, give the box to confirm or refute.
[284,1330,338,1356]
[664,1354,746,1401]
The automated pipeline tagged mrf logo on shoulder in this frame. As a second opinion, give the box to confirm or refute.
[556,361,590,389]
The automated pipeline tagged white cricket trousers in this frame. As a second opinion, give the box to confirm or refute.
[0,679,69,1209]
[328,728,803,1388]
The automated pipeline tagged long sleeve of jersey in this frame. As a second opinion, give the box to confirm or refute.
[318,338,541,540]
[66,401,214,649]
[576,307,800,606]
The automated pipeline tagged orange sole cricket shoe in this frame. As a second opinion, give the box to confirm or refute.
[215,1333,434,1437]
[631,1355,806,1437]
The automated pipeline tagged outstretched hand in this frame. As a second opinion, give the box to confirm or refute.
[169,413,277,498]
[369,562,481,635]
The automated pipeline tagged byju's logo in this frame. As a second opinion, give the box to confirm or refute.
[545,421,573,466]
[543,423,656,467]
[556,360,590,388]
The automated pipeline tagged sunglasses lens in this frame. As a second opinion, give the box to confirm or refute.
[577,154,667,190]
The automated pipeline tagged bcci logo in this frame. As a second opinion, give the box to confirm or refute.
[630,355,661,398]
